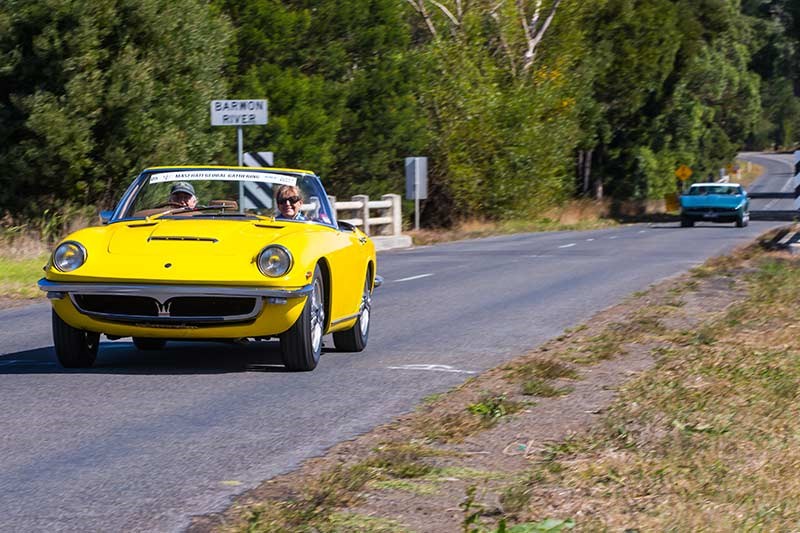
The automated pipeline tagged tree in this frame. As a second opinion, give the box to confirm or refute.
[0,0,233,215]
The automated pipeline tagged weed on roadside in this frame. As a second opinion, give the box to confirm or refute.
[420,394,525,443]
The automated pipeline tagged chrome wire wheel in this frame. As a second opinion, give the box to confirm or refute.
[310,277,325,355]
[359,278,371,337]
[281,265,325,371]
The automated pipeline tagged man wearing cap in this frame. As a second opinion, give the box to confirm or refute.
[169,182,197,209]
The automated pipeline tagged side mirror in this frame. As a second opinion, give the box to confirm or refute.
[338,220,356,232]
[99,210,113,224]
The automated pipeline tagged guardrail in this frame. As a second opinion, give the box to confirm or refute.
[328,193,402,236]
[747,192,795,199]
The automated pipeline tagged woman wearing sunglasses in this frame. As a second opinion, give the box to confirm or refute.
[275,185,306,221]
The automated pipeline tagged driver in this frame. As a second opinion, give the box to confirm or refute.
[169,182,197,209]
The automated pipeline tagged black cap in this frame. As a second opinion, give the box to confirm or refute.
[170,181,195,196]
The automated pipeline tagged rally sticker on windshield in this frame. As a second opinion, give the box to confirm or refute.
[149,170,297,186]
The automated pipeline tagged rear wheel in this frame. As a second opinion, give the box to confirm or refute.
[681,216,694,227]
[280,265,325,371]
[333,273,371,352]
[52,310,100,368]
[132,337,167,350]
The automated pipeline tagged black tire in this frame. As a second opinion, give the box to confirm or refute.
[280,265,325,371]
[132,337,167,350]
[736,211,749,228]
[333,273,371,352]
[52,310,100,368]
[681,216,694,227]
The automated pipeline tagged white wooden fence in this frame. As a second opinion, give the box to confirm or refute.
[328,193,402,236]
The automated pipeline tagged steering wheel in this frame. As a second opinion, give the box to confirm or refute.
[154,201,184,208]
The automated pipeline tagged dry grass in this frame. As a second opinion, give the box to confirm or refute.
[518,252,800,531]
[409,200,615,245]
[735,158,766,188]
[1,209,96,301]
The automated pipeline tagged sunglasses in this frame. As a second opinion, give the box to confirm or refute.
[277,196,301,205]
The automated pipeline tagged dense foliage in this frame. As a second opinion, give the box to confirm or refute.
[1,0,798,225]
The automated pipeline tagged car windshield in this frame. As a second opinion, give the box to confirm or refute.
[117,168,335,225]
[687,185,740,196]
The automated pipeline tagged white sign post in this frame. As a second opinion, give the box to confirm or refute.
[210,99,268,166]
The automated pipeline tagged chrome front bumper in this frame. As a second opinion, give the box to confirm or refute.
[38,278,313,300]
[38,278,313,326]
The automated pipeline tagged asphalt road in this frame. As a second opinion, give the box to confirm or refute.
[0,155,790,532]
[739,151,795,210]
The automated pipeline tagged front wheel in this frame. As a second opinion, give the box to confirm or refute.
[280,265,325,371]
[333,273,372,352]
[681,216,694,227]
[736,211,749,227]
[52,310,100,368]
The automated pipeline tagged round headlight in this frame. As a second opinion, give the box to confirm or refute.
[257,245,292,277]
[53,241,87,272]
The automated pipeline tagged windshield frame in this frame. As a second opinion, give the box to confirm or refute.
[109,167,338,228]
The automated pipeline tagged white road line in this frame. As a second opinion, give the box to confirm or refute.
[608,236,618,239]
[586,238,595,242]
[387,364,476,374]
[639,230,647,233]
[394,273,434,283]
[558,243,576,249]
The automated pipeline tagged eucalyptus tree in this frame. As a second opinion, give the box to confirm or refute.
[0,0,232,215]
[216,0,425,200]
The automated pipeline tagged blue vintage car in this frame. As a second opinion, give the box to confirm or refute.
[679,183,749,227]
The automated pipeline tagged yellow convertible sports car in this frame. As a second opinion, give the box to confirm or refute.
[38,166,381,371]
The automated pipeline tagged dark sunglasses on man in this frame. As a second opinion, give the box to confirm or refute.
[277,196,301,205]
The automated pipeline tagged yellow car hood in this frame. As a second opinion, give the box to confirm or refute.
[108,218,286,256]
[49,218,313,285]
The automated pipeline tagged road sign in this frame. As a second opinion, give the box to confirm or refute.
[675,164,692,181]
[405,157,428,200]
[210,100,268,126]
[405,157,428,231]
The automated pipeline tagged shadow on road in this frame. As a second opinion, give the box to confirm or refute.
[646,223,744,229]
[0,339,340,375]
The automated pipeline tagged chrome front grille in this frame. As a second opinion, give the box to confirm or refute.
[72,294,262,325]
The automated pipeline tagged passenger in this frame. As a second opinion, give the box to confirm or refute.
[275,185,306,220]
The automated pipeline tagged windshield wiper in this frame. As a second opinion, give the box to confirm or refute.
[147,205,239,221]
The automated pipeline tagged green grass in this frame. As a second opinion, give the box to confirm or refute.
[0,254,48,298]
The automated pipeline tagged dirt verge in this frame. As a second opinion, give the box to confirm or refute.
[187,233,780,532]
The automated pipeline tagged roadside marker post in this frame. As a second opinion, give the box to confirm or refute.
[241,152,276,211]
[794,151,800,210]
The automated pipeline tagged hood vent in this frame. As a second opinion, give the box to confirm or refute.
[148,236,218,243]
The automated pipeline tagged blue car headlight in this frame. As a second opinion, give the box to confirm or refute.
[257,245,293,277]
[53,241,87,272]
